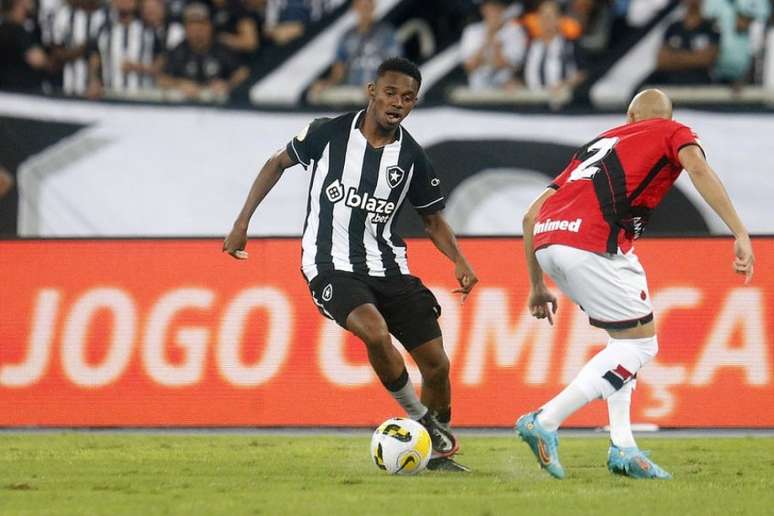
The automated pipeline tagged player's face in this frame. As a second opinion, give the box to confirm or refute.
[369,71,419,131]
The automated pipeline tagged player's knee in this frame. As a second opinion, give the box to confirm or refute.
[421,355,450,385]
[358,322,392,350]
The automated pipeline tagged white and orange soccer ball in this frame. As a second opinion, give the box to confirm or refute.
[370,417,432,475]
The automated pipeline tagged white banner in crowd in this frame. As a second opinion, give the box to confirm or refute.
[1,93,772,236]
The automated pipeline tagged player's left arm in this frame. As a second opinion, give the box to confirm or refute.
[421,212,478,304]
[679,144,754,283]
[523,188,558,324]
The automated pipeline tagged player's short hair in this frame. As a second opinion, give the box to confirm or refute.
[377,58,422,88]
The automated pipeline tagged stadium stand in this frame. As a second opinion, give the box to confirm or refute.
[2,0,774,108]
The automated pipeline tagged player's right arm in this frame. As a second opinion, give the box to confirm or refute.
[222,148,296,259]
[522,188,558,324]
[679,145,754,282]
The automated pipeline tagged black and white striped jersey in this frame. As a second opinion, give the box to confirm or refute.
[92,13,159,92]
[523,36,579,91]
[52,5,106,95]
[286,110,445,281]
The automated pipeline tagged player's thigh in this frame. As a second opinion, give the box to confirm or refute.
[376,275,442,352]
[553,246,653,329]
[345,303,392,346]
[308,271,377,329]
[535,245,583,309]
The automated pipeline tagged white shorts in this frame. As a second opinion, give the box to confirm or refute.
[535,244,653,330]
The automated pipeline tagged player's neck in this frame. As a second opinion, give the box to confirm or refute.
[359,109,398,148]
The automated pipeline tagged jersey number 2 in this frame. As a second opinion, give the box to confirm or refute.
[568,137,619,182]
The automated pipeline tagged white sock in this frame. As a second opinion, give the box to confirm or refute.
[608,380,637,448]
[384,369,427,420]
[537,336,657,432]
[570,336,657,401]
[537,384,591,432]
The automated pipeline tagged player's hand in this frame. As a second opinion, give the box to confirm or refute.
[223,225,249,260]
[452,257,478,304]
[733,235,754,284]
[528,284,558,325]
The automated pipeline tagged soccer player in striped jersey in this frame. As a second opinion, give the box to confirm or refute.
[224,57,478,472]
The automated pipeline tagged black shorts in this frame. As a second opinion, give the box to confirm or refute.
[308,270,442,351]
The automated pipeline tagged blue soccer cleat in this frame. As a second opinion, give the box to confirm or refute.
[607,443,672,479]
[515,410,565,479]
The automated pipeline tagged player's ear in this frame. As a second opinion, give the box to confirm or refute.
[367,81,376,99]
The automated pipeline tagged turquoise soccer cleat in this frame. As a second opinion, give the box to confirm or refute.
[515,411,566,479]
[607,443,673,479]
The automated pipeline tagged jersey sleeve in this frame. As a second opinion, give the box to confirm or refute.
[667,122,704,165]
[408,150,445,215]
[286,117,331,169]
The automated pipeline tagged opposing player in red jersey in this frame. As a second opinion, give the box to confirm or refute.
[515,89,755,479]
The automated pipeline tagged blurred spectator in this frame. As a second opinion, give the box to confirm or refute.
[244,0,269,47]
[159,3,249,100]
[704,0,771,83]
[522,0,582,40]
[142,0,185,51]
[523,0,585,91]
[309,0,346,20]
[0,0,52,92]
[648,0,720,84]
[568,0,613,55]
[50,0,106,96]
[264,0,310,45]
[608,0,668,46]
[763,4,774,87]
[209,0,259,58]
[0,165,13,199]
[310,0,400,95]
[39,0,65,48]
[626,0,670,27]
[87,0,163,98]
[461,0,527,89]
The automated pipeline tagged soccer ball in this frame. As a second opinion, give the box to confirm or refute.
[370,417,432,475]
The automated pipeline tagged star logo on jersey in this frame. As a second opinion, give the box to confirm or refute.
[322,284,333,301]
[325,179,345,203]
[386,166,405,189]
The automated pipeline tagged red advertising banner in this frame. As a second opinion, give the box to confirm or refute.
[1,238,772,427]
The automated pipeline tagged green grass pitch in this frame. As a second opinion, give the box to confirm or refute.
[1,434,772,515]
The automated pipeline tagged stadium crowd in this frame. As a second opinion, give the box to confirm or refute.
[0,0,773,103]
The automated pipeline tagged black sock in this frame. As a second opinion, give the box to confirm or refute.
[381,368,409,392]
[434,407,451,424]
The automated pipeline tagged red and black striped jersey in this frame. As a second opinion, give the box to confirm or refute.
[534,118,701,254]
